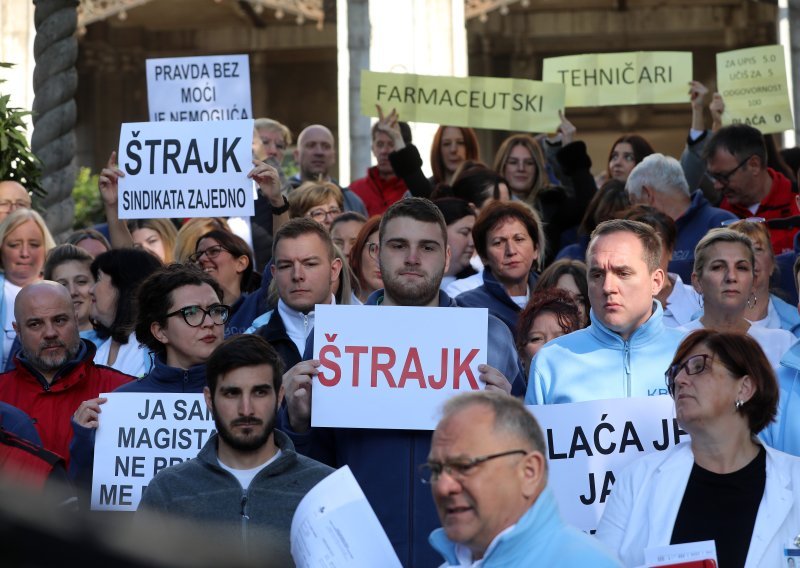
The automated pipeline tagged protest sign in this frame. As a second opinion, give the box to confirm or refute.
[312,304,488,430]
[291,466,402,568]
[542,51,692,107]
[117,119,254,219]
[146,54,252,123]
[528,396,688,532]
[716,45,793,134]
[360,70,565,132]
[91,393,216,511]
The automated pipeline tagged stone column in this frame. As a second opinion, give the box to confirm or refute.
[30,0,78,238]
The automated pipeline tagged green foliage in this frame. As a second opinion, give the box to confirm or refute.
[0,62,44,198]
[72,167,103,229]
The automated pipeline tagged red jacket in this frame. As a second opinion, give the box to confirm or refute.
[0,341,133,465]
[0,427,63,489]
[349,167,409,217]
[720,168,800,254]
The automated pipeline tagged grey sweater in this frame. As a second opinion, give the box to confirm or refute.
[138,429,333,563]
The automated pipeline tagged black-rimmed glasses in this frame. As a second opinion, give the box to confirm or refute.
[419,449,528,484]
[665,353,713,396]
[166,304,230,327]
[705,155,753,186]
[188,245,229,264]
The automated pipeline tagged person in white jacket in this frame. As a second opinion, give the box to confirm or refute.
[597,329,800,568]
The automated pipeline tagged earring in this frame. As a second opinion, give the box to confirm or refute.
[746,293,757,309]
[735,399,744,410]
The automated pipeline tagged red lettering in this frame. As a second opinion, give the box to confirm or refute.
[428,348,448,389]
[318,345,341,386]
[453,348,480,390]
[345,345,368,387]
[371,346,397,388]
[325,333,338,342]
[398,348,426,389]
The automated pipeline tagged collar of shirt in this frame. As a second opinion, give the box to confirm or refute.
[277,295,335,356]
[452,524,517,567]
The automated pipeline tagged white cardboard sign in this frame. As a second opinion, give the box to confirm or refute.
[528,396,688,532]
[91,393,216,511]
[312,304,488,430]
[146,54,252,123]
[117,119,254,219]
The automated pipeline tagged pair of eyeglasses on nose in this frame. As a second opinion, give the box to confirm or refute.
[188,245,229,264]
[665,353,713,396]
[307,208,342,222]
[704,155,754,186]
[418,449,528,484]
[166,304,231,327]
[0,200,31,211]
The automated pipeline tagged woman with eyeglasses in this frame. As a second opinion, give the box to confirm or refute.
[727,219,800,337]
[190,229,258,315]
[89,248,162,377]
[598,329,800,568]
[288,181,344,231]
[348,216,383,304]
[0,209,56,368]
[680,228,794,367]
[173,217,231,264]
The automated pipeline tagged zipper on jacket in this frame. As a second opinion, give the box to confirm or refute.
[241,491,249,551]
[408,441,414,565]
[182,369,189,389]
[623,340,631,397]
[303,313,309,336]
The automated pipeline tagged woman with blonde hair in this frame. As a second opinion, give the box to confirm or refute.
[127,218,178,263]
[288,181,344,231]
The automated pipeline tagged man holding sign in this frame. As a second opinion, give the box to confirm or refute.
[282,198,523,567]
[139,334,332,561]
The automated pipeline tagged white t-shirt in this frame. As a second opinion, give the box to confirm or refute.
[217,449,282,490]
[679,319,795,368]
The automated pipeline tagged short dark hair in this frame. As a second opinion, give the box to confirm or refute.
[433,197,476,227]
[43,244,93,280]
[135,264,224,356]
[704,124,767,167]
[533,258,589,321]
[272,217,335,261]
[196,229,255,292]
[206,334,284,395]
[472,201,545,271]
[90,249,162,343]
[330,211,367,232]
[379,197,447,246]
[516,288,581,359]
[622,205,677,253]
[588,219,662,273]
[669,329,778,433]
[434,165,506,210]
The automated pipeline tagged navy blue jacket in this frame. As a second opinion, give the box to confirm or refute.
[226,259,275,337]
[283,290,525,568]
[454,268,539,333]
[253,309,314,372]
[0,401,42,445]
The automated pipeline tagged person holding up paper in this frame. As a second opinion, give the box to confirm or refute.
[427,391,622,567]
[288,125,367,217]
[138,334,333,562]
[597,329,800,568]
[705,124,800,254]
[526,219,684,404]
[281,197,524,568]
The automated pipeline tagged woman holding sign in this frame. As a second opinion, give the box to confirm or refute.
[0,209,55,368]
[597,329,800,568]
[679,228,794,367]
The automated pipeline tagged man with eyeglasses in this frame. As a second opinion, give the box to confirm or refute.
[280,198,524,567]
[68,265,228,489]
[427,391,621,566]
[626,153,736,283]
[705,123,799,254]
[289,124,367,216]
[138,334,332,562]
[0,282,131,465]
[0,180,32,222]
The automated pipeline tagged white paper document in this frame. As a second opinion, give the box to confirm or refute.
[291,466,401,568]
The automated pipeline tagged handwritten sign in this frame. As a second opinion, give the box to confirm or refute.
[360,70,565,132]
[542,51,693,107]
[146,54,252,123]
[716,45,793,134]
[91,393,216,511]
[312,304,488,430]
[528,396,688,532]
[117,119,254,219]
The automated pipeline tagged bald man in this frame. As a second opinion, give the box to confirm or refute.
[0,180,32,222]
[0,282,131,463]
[289,124,367,216]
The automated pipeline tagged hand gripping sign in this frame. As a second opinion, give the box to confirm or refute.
[312,304,488,430]
[117,119,254,219]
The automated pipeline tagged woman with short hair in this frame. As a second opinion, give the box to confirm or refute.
[288,181,344,231]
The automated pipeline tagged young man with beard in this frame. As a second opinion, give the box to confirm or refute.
[0,282,131,464]
[282,197,524,567]
[138,334,332,560]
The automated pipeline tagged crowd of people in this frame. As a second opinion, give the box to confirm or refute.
[3,80,800,566]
